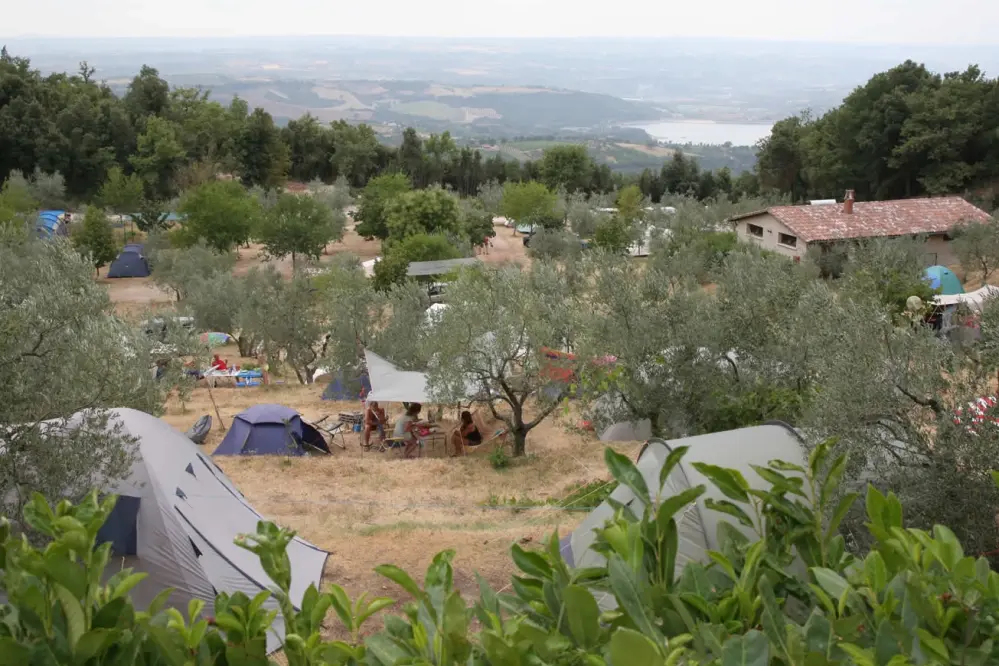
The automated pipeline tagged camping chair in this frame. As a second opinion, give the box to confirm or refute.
[310,415,348,450]
[458,410,511,457]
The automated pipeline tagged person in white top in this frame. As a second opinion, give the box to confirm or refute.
[393,403,423,458]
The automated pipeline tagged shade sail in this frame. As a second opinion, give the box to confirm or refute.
[934,285,999,311]
[364,349,433,404]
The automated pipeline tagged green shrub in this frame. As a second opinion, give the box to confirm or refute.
[488,446,511,470]
[4,442,999,665]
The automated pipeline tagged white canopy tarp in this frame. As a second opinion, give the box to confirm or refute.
[362,258,380,278]
[934,285,999,311]
[364,349,432,404]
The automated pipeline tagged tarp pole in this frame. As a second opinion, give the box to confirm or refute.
[207,383,227,432]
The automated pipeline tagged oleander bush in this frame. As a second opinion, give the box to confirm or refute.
[2,440,998,665]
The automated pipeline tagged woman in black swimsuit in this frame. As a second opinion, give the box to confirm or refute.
[451,410,482,456]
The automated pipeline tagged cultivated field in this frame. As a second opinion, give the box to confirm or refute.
[104,221,624,630]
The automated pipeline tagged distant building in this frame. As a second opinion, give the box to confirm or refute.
[729,191,991,265]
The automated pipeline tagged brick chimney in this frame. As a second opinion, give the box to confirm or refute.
[843,189,855,214]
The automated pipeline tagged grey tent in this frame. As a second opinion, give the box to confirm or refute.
[599,419,652,442]
[80,408,329,652]
[561,422,807,606]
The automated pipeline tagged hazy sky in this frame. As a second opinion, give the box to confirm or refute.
[5,0,997,45]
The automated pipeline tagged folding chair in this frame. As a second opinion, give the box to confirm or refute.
[311,415,348,450]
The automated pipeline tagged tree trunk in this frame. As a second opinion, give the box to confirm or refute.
[512,428,528,457]
[291,252,296,271]
[648,411,662,438]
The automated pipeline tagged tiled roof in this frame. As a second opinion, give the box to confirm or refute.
[732,196,991,243]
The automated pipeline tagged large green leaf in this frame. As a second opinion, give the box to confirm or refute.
[609,627,663,666]
[607,554,661,641]
[374,564,424,601]
[564,585,600,649]
[54,583,85,650]
[656,485,706,525]
[721,630,769,666]
[605,447,650,503]
[658,445,690,492]
[0,639,31,666]
[690,463,750,502]
[511,544,553,580]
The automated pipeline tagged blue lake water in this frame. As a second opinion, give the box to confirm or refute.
[637,121,774,147]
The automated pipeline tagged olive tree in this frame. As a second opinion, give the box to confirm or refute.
[150,240,236,301]
[245,267,329,384]
[952,217,999,283]
[426,262,578,456]
[0,228,162,529]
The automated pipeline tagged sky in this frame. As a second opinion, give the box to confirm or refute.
[4,0,998,45]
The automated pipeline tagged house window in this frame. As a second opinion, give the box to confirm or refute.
[778,233,797,248]
[747,223,764,238]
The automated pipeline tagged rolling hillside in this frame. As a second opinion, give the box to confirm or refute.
[163,77,665,136]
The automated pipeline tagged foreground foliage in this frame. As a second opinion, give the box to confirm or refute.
[4,440,999,665]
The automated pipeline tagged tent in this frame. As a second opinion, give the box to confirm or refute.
[599,419,652,442]
[322,369,372,401]
[107,243,151,278]
[924,265,963,295]
[560,422,808,606]
[364,349,432,404]
[56,408,329,652]
[934,284,999,312]
[214,404,330,456]
[35,210,68,238]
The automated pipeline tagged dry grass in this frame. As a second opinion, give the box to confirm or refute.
[161,381,640,625]
[103,218,602,628]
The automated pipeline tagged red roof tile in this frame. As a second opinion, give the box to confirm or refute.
[734,196,991,243]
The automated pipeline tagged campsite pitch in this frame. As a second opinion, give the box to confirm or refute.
[161,383,641,638]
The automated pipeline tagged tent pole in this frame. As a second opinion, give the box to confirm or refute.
[207,382,227,432]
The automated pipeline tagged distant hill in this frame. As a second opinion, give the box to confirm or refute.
[144,77,665,137]
[476,138,758,174]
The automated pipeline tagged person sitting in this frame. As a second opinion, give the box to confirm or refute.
[450,410,482,456]
[210,354,228,371]
[363,400,387,449]
[393,403,423,459]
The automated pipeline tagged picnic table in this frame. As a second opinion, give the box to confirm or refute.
[203,368,264,388]
[382,421,448,457]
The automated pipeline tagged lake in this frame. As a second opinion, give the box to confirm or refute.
[636,121,774,147]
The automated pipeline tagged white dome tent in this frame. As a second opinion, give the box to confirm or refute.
[561,423,808,607]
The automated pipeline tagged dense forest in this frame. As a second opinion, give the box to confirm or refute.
[755,60,999,209]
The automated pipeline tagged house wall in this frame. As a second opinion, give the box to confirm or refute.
[925,234,957,267]
[734,213,806,260]
[735,214,958,267]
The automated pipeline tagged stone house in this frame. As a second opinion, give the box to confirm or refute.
[730,191,991,266]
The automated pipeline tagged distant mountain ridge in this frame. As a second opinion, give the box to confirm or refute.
[123,76,665,137]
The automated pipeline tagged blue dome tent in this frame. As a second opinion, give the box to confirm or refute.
[107,243,151,278]
[35,210,68,239]
[214,404,329,456]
